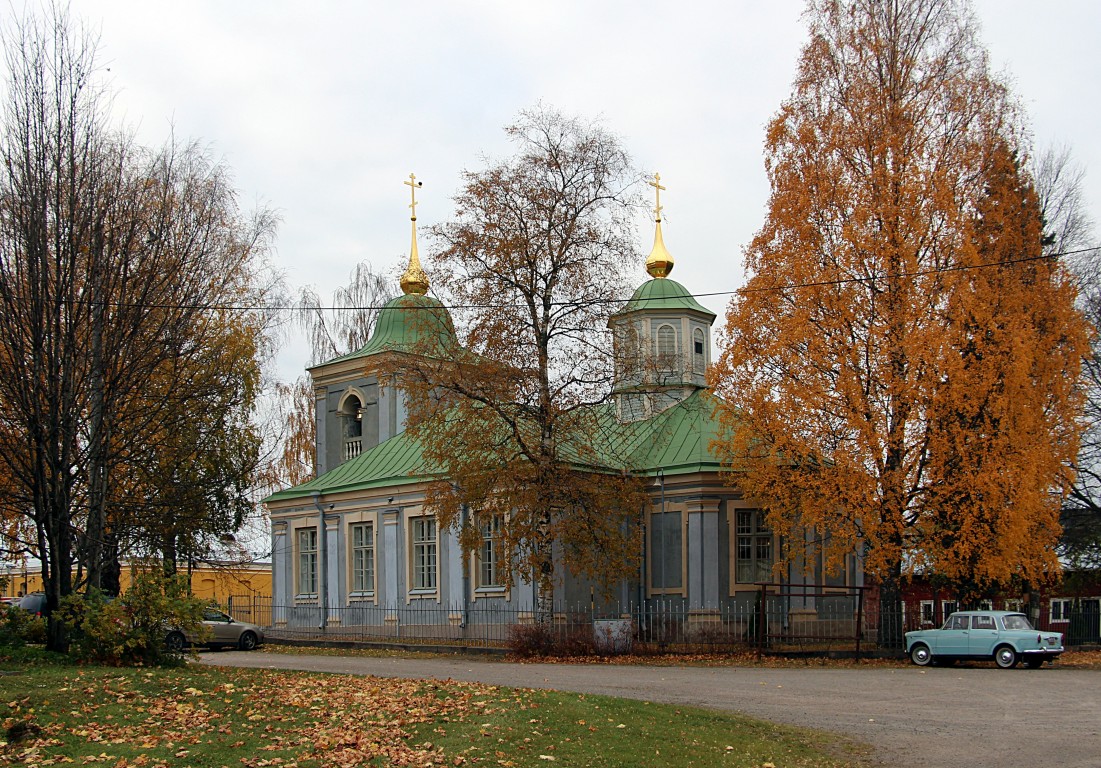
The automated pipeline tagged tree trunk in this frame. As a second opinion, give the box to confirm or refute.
[534,511,554,625]
[876,565,904,649]
[101,529,121,596]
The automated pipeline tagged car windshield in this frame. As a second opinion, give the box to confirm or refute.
[1001,614,1033,630]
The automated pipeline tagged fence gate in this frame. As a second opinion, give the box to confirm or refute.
[753,582,870,658]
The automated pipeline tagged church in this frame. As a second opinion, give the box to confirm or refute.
[264,176,863,642]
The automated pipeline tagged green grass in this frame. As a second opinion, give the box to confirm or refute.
[0,647,867,767]
[413,689,867,767]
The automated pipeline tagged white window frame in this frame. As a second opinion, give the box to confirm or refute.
[296,527,318,599]
[619,324,642,379]
[350,521,375,598]
[475,515,506,592]
[1050,598,1072,623]
[692,328,706,373]
[734,509,772,585]
[409,516,438,595]
[656,323,677,358]
[942,600,959,622]
[919,600,935,626]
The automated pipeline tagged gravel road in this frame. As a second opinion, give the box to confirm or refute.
[200,651,1101,768]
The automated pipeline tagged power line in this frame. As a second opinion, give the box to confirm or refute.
[277,245,1101,312]
[58,245,1101,314]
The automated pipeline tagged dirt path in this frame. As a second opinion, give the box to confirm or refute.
[200,651,1101,768]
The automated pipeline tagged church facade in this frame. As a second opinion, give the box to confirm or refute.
[264,179,863,640]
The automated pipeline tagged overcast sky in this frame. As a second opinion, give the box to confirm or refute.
[24,1,1101,383]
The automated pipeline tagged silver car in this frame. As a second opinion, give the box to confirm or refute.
[165,606,264,651]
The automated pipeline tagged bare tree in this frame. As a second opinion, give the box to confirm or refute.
[0,4,278,648]
[1035,145,1101,569]
[390,107,649,621]
[298,261,395,366]
[261,262,395,494]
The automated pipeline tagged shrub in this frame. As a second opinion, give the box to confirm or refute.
[558,626,598,657]
[59,571,208,665]
[507,622,600,658]
[507,622,557,657]
[0,604,46,647]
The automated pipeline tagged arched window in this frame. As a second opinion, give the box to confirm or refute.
[656,324,677,358]
[620,325,641,376]
[340,392,363,460]
[693,328,706,373]
[341,393,363,438]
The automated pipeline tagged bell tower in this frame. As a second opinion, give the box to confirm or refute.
[609,173,715,422]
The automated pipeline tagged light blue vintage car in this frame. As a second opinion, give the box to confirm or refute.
[905,610,1063,669]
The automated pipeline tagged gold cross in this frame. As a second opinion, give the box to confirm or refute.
[405,173,423,220]
[649,172,666,222]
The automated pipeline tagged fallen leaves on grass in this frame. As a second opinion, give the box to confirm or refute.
[1,669,507,767]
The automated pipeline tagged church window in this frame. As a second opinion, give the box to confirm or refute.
[351,522,375,594]
[411,517,437,591]
[693,328,706,373]
[656,324,677,358]
[478,515,504,589]
[342,392,364,461]
[735,509,772,584]
[620,325,641,377]
[296,527,318,597]
[649,507,683,592]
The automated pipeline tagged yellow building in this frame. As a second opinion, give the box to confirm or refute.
[1,560,272,605]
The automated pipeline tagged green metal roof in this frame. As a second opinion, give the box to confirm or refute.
[617,278,716,319]
[629,390,724,475]
[439,390,725,480]
[315,293,459,368]
[266,390,727,504]
[264,431,438,502]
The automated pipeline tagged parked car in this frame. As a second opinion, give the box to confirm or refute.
[16,592,46,617]
[165,606,264,651]
[905,610,1063,669]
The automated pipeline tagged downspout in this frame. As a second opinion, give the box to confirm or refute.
[658,468,665,594]
[460,503,470,630]
[311,492,328,631]
[638,501,647,633]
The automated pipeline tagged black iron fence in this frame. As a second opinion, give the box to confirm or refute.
[216,589,1100,654]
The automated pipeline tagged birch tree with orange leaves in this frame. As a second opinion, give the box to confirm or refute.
[388,108,648,620]
[709,0,1090,642]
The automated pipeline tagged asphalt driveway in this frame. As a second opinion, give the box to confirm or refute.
[200,651,1101,768]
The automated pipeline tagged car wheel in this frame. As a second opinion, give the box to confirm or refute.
[994,645,1018,669]
[1024,657,1044,669]
[165,631,186,652]
[910,643,933,666]
[238,631,258,651]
